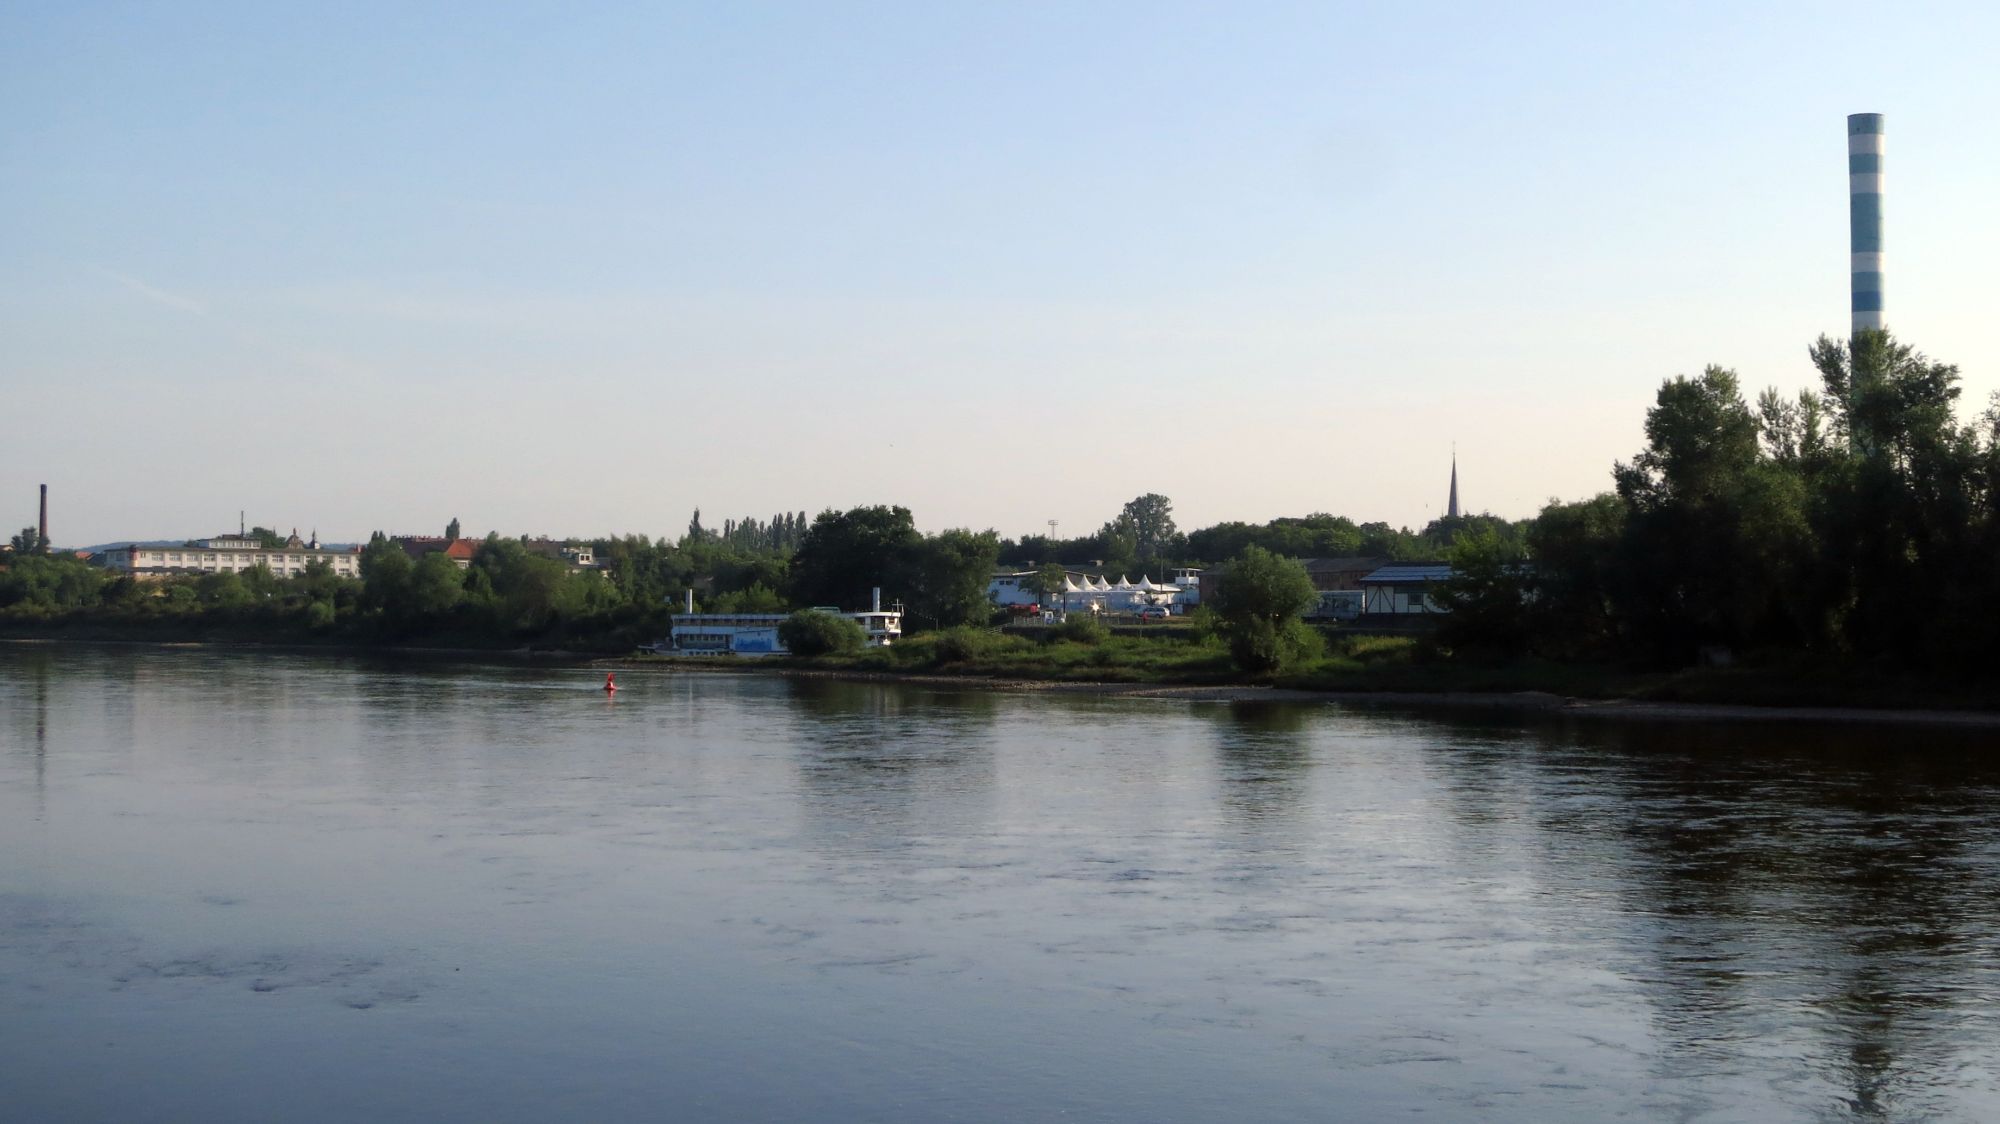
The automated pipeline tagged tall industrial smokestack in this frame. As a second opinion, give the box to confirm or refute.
[1848,113,1885,337]
[39,484,48,547]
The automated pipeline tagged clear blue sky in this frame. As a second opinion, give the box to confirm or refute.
[5,2,1997,547]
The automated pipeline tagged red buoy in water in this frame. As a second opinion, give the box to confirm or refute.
[604,672,618,693]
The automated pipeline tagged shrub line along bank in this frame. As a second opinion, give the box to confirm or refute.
[11,329,2000,695]
[9,628,1998,717]
[617,627,2000,715]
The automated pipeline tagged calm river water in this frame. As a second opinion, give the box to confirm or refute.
[4,646,1999,1122]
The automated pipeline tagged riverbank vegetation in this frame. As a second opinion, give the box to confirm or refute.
[0,507,1003,653]
[1433,330,2000,681]
[6,330,1997,707]
[635,625,1990,711]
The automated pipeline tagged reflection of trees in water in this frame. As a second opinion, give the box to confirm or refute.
[7,652,53,815]
[1204,702,1314,832]
[33,655,47,812]
[84,646,142,751]
[348,659,615,795]
[1420,716,2000,1116]
[785,679,998,853]
[2,648,142,796]
[110,648,357,784]
[1401,713,1552,833]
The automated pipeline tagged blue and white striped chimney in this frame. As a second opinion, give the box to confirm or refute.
[1848,113,1885,335]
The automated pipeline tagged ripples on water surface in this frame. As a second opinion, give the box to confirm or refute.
[3,646,1999,1121]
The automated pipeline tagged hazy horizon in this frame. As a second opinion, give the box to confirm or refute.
[7,3,1998,547]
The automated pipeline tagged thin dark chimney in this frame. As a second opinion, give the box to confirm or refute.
[39,484,48,546]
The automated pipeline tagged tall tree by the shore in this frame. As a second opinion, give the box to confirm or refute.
[1806,330,1994,664]
[1496,330,2000,670]
[898,528,1001,630]
[1120,493,1180,564]
[788,506,920,611]
[1209,546,1318,672]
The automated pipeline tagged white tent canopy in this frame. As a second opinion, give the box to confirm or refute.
[1033,570,1190,614]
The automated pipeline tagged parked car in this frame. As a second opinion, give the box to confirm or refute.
[1136,605,1171,620]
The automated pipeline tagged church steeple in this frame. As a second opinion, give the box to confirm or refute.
[1447,450,1460,520]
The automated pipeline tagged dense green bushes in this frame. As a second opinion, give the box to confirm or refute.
[1053,615,1108,646]
[778,610,867,656]
[931,626,1006,664]
[1209,546,1320,673]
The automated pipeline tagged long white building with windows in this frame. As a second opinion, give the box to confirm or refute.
[96,531,361,581]
[662,607,902,655]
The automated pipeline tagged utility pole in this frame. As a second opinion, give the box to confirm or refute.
[1047,520,1063,618]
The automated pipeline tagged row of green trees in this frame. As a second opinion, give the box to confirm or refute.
[587,506,1001,630]
[685,509,813,553]
[1,508,1005,650]
[995,495,1521,576]
[23,329,1987,678]
[356,534,625,639]
[1440,330,2000,672]
[0,549,355,633]
[8,487,1468,649]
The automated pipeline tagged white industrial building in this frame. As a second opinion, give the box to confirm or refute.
[987,572,1044,608]
[96,531,360,581]
[663,604,902,655]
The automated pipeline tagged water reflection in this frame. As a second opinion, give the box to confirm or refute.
[1202,702,1313,831]
[786,678,999,854]
[1398,711,2000,1118]
[8,648,2000,1121]
[3,650,54,817]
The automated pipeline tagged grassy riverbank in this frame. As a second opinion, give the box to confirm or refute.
[632,628,2000,713]
[12,614,1997,713]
